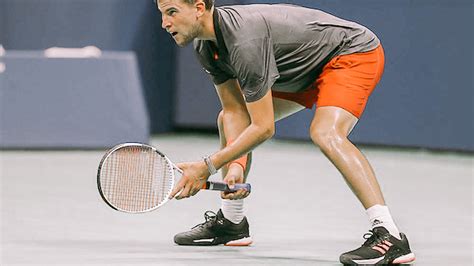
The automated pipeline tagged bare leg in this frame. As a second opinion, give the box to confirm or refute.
[273,97,305,122]
[310,106,385,208]
[217,110,252,181]
[217,110,230,178]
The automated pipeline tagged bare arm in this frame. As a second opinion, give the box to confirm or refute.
[211,83,275,170]
[170,80,274,199]
[216,79,252,145]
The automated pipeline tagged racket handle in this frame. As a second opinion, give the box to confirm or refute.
[203,181,251,193]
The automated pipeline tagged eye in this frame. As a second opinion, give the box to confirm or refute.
[167,9,177,16]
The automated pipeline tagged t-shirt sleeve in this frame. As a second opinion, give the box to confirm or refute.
[193,40,234,85]
[230,37,280,102]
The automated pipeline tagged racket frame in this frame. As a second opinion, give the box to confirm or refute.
[97,142,252,214]
[97,143,175,213]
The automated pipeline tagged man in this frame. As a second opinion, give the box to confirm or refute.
[156,0,415,264]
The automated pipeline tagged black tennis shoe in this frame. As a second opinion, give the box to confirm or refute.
[174,209,252,246]
[340,227,415,265]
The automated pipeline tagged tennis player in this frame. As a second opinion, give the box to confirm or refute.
[156,0,415,264]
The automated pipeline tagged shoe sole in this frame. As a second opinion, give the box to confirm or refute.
[392,253,416,264]
[177,236,253,246]
[342,252,416,265]
[224,237,253,246]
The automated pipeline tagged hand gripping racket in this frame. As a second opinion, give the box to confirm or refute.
[97,143,251,213]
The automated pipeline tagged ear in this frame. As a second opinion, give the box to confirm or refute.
[195,1,206,18]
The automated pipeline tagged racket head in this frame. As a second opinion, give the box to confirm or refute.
[97,143,175,213]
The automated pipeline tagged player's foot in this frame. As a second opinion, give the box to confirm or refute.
[174,209,252,246]
[339,227,415,265]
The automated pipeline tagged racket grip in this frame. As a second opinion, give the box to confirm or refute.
[203,181,251,193]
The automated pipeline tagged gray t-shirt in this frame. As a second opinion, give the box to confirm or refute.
[194,4,380,102]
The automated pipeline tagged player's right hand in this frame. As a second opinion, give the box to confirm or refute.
[171,161,209,200]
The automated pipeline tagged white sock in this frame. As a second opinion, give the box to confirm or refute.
[221,199,244,224]
[366,204,401,239]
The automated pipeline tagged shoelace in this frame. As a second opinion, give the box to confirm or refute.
[191,211,217,229]
[362,229,387,247]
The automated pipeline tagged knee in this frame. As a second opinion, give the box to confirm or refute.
[310,125,345,152]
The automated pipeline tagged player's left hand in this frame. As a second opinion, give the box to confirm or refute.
[221,164,251,200]
[170,161,209,200]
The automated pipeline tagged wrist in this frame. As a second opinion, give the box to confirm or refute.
[228,162,245,172]
[227,154,248,172]
[228,163,244,178]
[203,155,217,175]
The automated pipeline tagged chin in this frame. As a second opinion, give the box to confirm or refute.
[176,40,193,47]
[176,41,187,47]
[176,34,196,47]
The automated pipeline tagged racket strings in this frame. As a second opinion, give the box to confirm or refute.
[99,146,174,212]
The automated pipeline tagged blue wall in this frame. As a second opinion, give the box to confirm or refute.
[1,0,472,151]
[1,51,149,148]
[175,0,474,151]
[1,0,175,133]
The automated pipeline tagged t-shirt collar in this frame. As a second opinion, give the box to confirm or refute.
[212,8,228,58]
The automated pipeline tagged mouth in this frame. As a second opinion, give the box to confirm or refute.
[170,32,178,37]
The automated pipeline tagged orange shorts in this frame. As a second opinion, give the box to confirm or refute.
[272,45,385,118]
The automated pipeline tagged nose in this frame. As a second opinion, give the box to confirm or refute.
[162,16,171,30]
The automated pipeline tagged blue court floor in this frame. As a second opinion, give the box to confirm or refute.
[1,134,473,265]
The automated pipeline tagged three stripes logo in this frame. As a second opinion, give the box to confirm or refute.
[372,240,393,254]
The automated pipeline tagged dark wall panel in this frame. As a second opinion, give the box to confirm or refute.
[1,0,472,151]
[175,0,473,151]
[0,0,174,133]
[1,51,149,148]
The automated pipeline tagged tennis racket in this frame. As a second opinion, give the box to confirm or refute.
[97,143,251,213]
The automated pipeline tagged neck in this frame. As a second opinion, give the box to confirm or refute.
[197,7,217,42]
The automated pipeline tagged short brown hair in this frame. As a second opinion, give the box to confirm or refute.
[183,0,214,10]
[155,0,215,11]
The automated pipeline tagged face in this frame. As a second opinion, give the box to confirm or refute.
[158,0,203,47]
